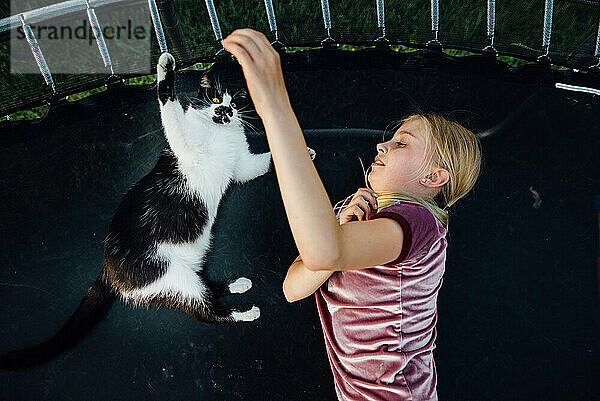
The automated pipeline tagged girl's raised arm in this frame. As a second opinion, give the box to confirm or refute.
[221,29,405,271]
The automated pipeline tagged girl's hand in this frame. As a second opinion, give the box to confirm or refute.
[338,188,378,225]
[221,29,291,119]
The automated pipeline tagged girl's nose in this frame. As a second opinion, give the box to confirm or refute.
[377,143,387,154]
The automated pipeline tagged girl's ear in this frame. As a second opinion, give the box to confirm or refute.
[200,74,211,88]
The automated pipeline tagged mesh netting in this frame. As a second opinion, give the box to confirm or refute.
[0,0,599,117]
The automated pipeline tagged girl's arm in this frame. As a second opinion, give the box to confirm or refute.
[260,110,405,271]
[282,255,333,302]
[221,29,405,271]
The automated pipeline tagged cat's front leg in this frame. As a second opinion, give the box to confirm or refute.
[233,151,272,184]
[157,52,177,105]
[157,53,198,166]
[233,146,316,184]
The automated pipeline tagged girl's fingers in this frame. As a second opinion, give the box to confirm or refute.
[223,29,277,65]
[349,202,369,220]
[223,35,261,63]
[221,40,253,65]
[352,193,377,211]
[230,30,269,56]
[352,205,365,220]
[356,197,372,212]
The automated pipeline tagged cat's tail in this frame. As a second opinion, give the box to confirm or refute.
[0,272,117,370]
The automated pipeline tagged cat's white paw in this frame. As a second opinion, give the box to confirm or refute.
[229,277,252,294]
[307,146,316,160]
[232,306,260,322]
[157,52,175,81]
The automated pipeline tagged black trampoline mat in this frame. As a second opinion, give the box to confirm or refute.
[0,59,599,400]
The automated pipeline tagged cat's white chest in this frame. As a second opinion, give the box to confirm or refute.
[177,132,241,212]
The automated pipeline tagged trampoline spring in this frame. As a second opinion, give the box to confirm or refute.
[85,0,114,74]
[483,0,497,54]
[376,0,385,29]
[319,0,336,46]
[320,0,332,30]
[262,0,283,48]
[541,0,554,57]
[19,14,56,93]
[204,0,223,43]
[263,0,278,33]
[374,0,389,43]
[427,0,442,48]
[430,0,439,32]
[487,0,496,38]
[148,0,168,53]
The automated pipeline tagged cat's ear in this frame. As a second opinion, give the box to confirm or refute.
[200,74,211,89]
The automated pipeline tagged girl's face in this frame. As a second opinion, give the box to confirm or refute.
[368,118,431,193]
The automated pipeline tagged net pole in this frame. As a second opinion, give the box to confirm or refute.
[19,14,56,95]
[85,0,114,74]
[148,0,168,53]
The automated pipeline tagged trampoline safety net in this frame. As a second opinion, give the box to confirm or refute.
[0,0,600,116]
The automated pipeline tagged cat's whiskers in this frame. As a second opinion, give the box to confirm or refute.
[236,109,257,119]
[239,119,258,133]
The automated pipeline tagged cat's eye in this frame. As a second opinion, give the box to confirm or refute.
[212,97,221,103]
[230,102,237,108]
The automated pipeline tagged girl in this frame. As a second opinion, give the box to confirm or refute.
[221,29,482,401]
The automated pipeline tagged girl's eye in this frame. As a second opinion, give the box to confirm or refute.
[396,142,406,147]
[231,102,236,108]
[212,97,221,103]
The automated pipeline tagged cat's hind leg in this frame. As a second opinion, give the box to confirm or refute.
[146,295,260,323]
[196,270,252,298]
[122,264,259,323]
[180,299,260,323]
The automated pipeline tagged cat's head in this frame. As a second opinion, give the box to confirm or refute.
[189,69,252,127]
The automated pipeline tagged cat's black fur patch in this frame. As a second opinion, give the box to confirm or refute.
[104,148,209,290]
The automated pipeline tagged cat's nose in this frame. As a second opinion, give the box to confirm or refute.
[215,105,233,117]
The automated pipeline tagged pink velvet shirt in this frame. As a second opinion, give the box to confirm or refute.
[315,200,447,400]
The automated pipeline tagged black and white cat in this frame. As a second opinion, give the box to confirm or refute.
[1,52,315,370]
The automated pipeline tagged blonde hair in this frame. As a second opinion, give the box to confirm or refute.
[356,113,482,230]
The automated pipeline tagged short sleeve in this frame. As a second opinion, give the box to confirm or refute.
[370,201,446,265]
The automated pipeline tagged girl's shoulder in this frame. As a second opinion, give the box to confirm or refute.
[371,201,447,265]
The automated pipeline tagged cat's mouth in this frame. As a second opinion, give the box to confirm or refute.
[213,115,232,124]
